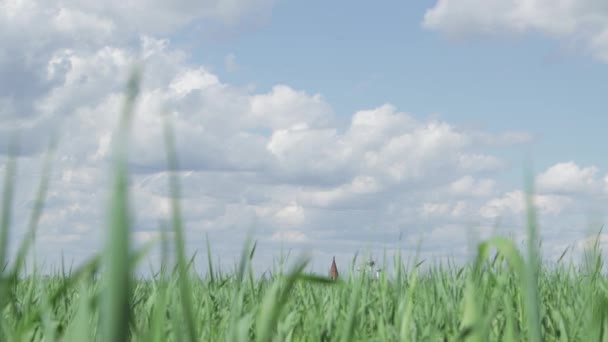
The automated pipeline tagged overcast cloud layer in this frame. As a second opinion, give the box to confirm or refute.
[1,0,607,275]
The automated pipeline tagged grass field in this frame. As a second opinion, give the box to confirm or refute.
[2,71,608,341]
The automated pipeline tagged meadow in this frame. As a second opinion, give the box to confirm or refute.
[1,70,608,341]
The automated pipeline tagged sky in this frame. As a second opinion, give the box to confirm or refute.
[1,0,608,275]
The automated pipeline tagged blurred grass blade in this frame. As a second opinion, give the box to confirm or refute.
[0,137,18,278]
[64,281,94,341]
[10,135,57,279]
[342,267,363,342]
[459,275,481,342]
[557,246,570,264]
[256,255,309,342]
[102,68,141,342]
[162,112,198,342]
[0,136,18,324]
[399,245,422,341]
[206,233,215,284]
[237,232,254,285]
[524,165,542,342]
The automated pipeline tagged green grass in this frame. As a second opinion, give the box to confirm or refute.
[2,70,608,341]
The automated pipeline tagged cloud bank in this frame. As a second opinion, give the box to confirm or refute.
[0,0,606,274]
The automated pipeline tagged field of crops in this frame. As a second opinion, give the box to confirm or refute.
[2,72,608,341]
[2,241,608,341]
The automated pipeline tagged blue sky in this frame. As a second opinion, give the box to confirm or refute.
[176,0,608,181]
[2,0,608,274]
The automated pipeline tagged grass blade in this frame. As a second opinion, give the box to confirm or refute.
[101,68,141,342]
[162,112,198,342]
[9,136,57,279]
[0,137,17,279]
[523,166,542,342]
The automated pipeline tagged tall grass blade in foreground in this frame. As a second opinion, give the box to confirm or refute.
[162,112,198,342]
[256,255,309,342]
[101,68,141,342]
[0,137,17,273]
[206,233,215,284]
[524,165,542,342]
[0,136,17,339]
[10,135,57,279]
[0,139,17,271]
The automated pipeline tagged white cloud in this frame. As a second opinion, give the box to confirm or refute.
[250,85,334,130]
[0,0,276,133]
[296,176,382,209]
[3,37,528,272]
[1,33,536,271]
[274,202,306,226]
[170,68,222,96]
[575,233,608,251]
[457,153,505,173]
[21,0,274,36]
[5,0,603,274]
[420,201,469,218]
[479,190,572,218]
[53,7,115,37]
[271,230,308,243]
[423,0,608,62]
[449,176,496,197]
[536,162,600,194]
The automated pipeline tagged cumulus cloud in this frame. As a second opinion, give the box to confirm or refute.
[479,190,573,218]
[449,176,496,197]
[536,162,600,194]
[4,0,598,274]
[423,0,608,62]
[1,34,532,271]
[472,161,608,262]
[576,233,608,251]
[419,201,469,218]
[271,230,308,243]
[0,0,276,155]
